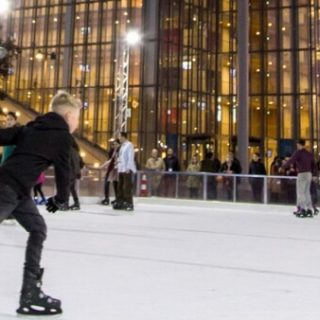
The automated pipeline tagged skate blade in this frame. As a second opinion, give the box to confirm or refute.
[296,214,313,218]
[17,305,62,316]
[17,315,63,320]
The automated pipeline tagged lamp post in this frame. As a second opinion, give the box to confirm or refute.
[113,30,142,136]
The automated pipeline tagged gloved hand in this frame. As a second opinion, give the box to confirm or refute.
[46,197,67,213]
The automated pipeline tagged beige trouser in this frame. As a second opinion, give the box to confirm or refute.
[296,172,312,210]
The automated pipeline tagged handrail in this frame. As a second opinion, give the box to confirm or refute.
[42,168,307,206]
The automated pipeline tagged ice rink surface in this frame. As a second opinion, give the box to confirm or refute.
[1,198,320,320]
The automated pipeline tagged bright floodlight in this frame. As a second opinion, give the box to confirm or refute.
[125,30,142,46]
[0,0,10,15]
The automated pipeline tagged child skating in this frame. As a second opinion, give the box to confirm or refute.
[0,91,81,315]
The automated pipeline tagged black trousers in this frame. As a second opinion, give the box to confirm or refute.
[118,172,133,205]
[0,183,47,275]
[33,183,46,201]
[70,179,79,204]
[207,177,217,200]
[250,180,264,203]
[104,179,118,200]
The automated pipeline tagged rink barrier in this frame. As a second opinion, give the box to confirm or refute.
[41,169,311,205]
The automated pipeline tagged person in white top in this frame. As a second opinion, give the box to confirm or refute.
[113,132,136,211]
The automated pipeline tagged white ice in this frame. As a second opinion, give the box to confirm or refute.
[1,198,320,320]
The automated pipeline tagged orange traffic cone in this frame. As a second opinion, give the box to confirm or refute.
[140,173,148,197]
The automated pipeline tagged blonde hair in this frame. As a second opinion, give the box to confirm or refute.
[50,90,82,114]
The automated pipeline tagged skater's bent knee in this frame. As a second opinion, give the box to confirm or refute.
[29,230,47,243]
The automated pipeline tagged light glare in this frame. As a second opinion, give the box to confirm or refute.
[125,30,142,46]
[0,0,10,15]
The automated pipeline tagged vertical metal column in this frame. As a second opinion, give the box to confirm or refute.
[233,176,237,202]
[263,176,268,204]
[62,1,74,89]
[203,174,207,200]
[237,0,249,173]
[113,42,129,135]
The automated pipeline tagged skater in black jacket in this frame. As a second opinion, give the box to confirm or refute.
[0,90,82,315]
[248,152,267,202]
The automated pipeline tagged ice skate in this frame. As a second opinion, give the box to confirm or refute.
[17,269,62,316]
[69,203,80,210]
[306,209,314,217]
[59,203,69,211]
[101,198,109,205]
[123,202,134,212]
[112,200,124,210]
[296,209,309,218]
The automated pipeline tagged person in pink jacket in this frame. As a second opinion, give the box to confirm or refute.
[33,172,47,205]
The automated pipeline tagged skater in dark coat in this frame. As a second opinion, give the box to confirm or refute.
[200,152,221,200]
[248,152,267,202]
[281,139,315,217]
[162,148,180,197]
[0,91,82,315]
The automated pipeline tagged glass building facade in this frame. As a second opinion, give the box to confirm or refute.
[1,0,320,170]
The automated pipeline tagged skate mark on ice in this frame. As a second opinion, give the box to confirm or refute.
[49,226,179,241]
[77,210,126,217]
[80,209,191,216]
[0,313,17,319]
[143,227,320,244]
[77,209,320,243]
[62,217,320,244]
[1,242,320,281]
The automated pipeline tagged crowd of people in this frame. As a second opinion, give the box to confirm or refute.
[98,140,319,213]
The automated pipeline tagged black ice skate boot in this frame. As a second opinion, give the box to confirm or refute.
[296,209,308,218]
[306,209,314,217]
[69,202,80,210]
[101,198,110,205]
[112,200,124,210]
[123,202,134,212]
[17,268,62,315]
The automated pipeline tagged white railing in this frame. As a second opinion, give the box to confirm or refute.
[39,169,313,206]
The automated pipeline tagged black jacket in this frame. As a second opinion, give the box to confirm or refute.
[200,158,221,173]
[220,160,242,174]
[249,160,267,175]
[0,112,72,203]
[163,156,180,172]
